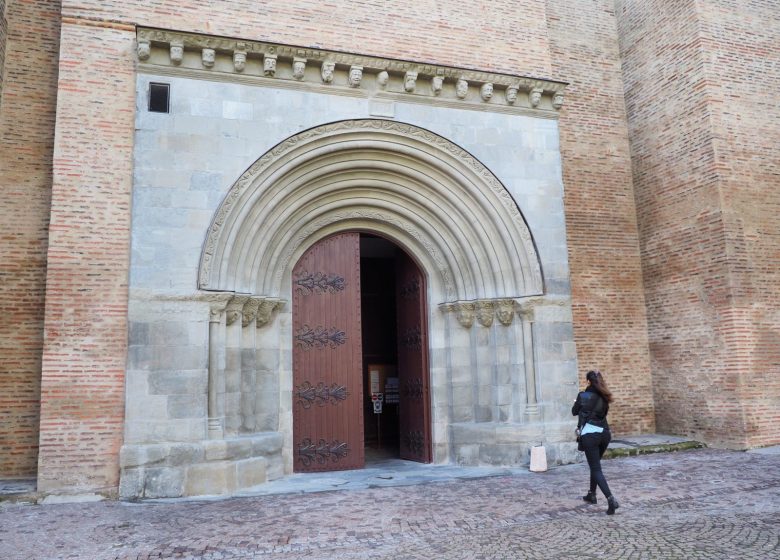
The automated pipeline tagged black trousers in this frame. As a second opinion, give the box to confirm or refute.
[581,429,612,498]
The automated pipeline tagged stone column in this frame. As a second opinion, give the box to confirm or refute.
[224,295,250,436]
[240,298,261,432]
[207,296,231,439]
[518,304,539,417]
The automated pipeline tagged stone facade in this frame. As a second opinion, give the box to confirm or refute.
[0,0,777,496]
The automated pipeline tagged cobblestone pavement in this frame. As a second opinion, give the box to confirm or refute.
[1,449,779,559]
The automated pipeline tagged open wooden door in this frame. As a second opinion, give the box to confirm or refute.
[396,250,432,462]
[292,233,364,472]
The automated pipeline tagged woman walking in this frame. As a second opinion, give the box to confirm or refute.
[572,370,620,515]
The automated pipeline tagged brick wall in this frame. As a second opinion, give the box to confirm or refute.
[36,19,136,492]
[0,0,61,478]
[545,0,655,434]
[615,0,780,448]
[0,0,8,97]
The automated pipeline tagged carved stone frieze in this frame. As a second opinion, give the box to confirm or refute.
[136,28,567,114]
[441,298,521,328]
[241,297,261,327]
[476,300,495,327]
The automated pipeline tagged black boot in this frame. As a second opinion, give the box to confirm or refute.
[606,495,620,515]
[582,491,597,504]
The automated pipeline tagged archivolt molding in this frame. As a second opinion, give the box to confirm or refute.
[137,27,566,115]
[199,119,544,303]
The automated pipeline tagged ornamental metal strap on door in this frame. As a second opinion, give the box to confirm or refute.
[292,232,364,472]
[396,250,432,463]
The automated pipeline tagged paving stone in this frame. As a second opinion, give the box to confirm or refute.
[0,449,778,559]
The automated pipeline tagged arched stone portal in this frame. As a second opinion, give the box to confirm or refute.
[120,118,579,499]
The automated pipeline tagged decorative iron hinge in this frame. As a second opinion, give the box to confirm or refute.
[402,378,424,399]
[296,381,348,409]
[400,277,420,299]
[295,325,347,349]
[400,325,422,350]
[294,270,346,296]
[296,438,350,467]
[403,431,424,456]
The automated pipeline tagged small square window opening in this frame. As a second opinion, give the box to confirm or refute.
[148,82,170,113]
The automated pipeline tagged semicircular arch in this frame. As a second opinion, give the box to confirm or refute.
[199,119,544,303]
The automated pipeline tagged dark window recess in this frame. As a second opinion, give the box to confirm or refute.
[148,82,170,113]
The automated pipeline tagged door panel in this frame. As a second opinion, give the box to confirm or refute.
[396,250,432,462]
[292,233,364,472]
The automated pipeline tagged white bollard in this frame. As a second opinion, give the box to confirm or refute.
[529,445,548,472]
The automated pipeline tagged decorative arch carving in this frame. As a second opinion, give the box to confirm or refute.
[198,119,544,303]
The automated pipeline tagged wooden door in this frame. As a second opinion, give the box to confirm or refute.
[292,233,364,472]
[396,250,432,462]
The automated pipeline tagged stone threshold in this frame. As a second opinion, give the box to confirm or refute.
[605,434,706,459]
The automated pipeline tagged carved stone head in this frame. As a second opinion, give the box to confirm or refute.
[201,48,215,68]
[456,78,469,99]
[263,54,277,77]
[377,70,389,88]
[404,71,418,92]
[293,57,307,80]
[496,300,515,326]
[530,88,543,108]
[480,82,494,101]
[348,65,363,88]
[505,86,518,104]
[137,40,150,61]
[321,61,336,83]
[233,51,246,72]
[170,42,183,65]
[431,75,444,95]
[552,91,564,110]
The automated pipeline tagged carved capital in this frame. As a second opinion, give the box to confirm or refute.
[225,295,251,326]
[476,300,495,327]
[455,302,475,328]
[257,298,284,328]
[241,298,261,327]
[206,293,233,323]
[496,299,516,326]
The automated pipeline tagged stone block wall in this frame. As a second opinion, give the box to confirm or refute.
[545,0,655,434]
[615,0,780,448]
[0,0,61,478]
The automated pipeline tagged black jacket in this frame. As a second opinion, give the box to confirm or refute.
[572,386,610,430]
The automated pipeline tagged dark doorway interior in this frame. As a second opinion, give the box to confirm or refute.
[360,235,400,461]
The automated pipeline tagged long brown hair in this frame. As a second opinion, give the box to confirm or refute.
[586,370,613,403]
